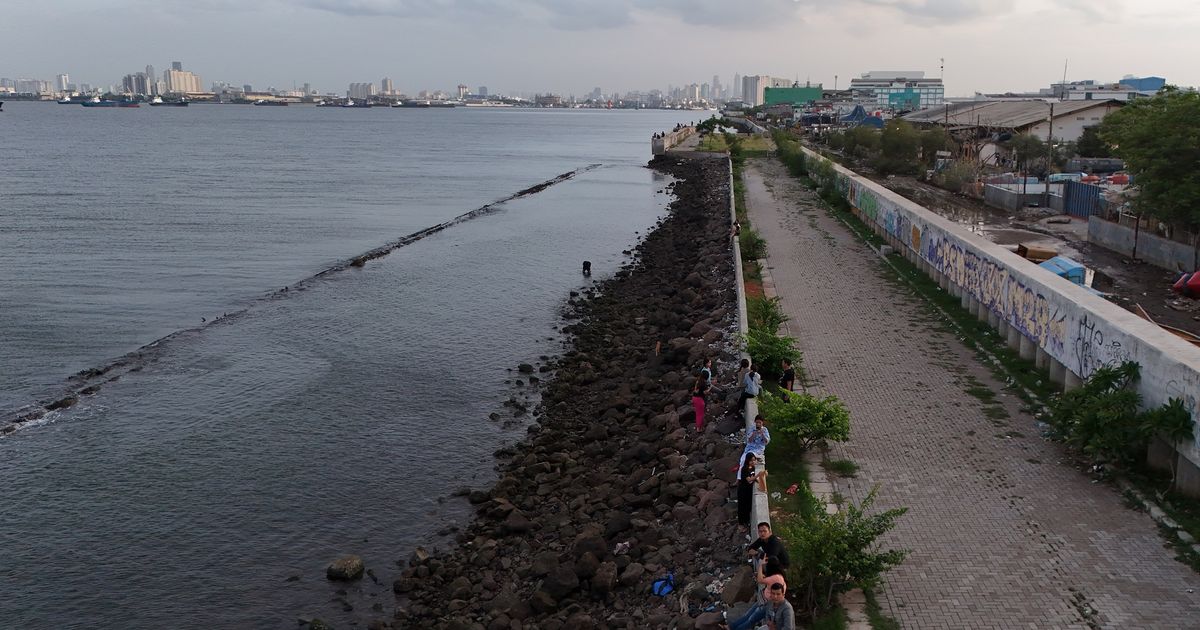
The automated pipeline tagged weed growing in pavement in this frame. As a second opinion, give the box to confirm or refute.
[824,459,860,478]
[864,588,901,630]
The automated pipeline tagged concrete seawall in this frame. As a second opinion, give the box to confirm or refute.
[651,126,695,155]
[799,146,1200,494]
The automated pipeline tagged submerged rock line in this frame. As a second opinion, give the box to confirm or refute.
[0,165,601,436]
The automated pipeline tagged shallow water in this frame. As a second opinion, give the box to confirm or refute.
[0,103,697,628]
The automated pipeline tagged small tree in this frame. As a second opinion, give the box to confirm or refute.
[742,329,798,381]
[774,487,908,617]
[1005,133,1048,177]
[1100,88,1200,260]
[1075,126,1111,158]
[919,126,952,166]
[757,392,850,450]
[876,120,921,176]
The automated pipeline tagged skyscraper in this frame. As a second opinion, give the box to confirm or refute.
[381,77,394,95]
[478,86,488,97]
[171,61,183,71]
[457,84,468,99]
[55,74,69,92]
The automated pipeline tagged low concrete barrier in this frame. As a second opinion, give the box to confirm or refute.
[728,157,771,528]
[652,127,695,155]
[1088,215,1197,273]
[800,146,1200,494]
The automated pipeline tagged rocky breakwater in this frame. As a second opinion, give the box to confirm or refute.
[391,153,742,630]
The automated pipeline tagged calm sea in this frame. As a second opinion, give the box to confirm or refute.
[0,102,698,628]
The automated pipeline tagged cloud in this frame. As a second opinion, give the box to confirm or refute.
[858,0,1005,23]
[290,0,803,29]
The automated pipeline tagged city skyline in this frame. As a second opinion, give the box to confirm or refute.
[2,0,1197,97]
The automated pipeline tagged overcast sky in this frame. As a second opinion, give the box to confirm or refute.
[2,0,1196,96]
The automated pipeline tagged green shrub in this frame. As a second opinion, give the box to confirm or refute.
[936,162,979,193]
[1047,362,1143,463]
[747,295,789,335]
[774,487,908,618]
[742,328,798,381]
[739,228,767,260]
[758,392,850,450]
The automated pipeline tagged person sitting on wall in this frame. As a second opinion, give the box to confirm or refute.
[747,522,790,577]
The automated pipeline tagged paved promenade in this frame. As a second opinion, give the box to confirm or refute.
[743,157,1200,629]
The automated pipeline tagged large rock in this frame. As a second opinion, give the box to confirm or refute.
[501,510,534,534]
[326,555,364,581]
[574,551,600,579]
[593,561,618,593]
[530,550,558,577]
[618,561,645,587]
[542,564,580,601]
[721,565,757,605]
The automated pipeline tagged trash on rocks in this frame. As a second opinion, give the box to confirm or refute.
[613,541,631,556]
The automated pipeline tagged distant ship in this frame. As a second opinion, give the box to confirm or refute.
[58,97,75,104]
[80,97,139,108]
[253,99,288,106]
[393,100,457,108]
[341,99,372,108]
[149,96,188,107]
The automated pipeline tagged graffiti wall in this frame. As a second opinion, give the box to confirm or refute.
[809,148,1200,462]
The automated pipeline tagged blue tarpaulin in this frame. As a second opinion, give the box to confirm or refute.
[1039,256,1086,285]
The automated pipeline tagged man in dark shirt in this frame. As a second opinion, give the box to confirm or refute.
[747,522,790,577]
[778,358,795,393]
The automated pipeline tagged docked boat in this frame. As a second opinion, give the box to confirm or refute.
[81,97,139,108]
[149,96,188,107]
[58,97,75,104]
[253,99,288,106]
[341,98,372,108]
[394,100,457,108]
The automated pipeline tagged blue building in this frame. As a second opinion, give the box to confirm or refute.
[1118,76,1166,92]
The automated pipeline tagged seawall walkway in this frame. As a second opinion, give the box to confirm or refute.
[743,156,1200,628]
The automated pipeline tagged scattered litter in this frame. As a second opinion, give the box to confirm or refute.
[785,483,799,495]
[613,541,631,555]
[770,492,782,500]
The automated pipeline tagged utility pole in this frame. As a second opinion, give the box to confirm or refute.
[1044,101,1054,207]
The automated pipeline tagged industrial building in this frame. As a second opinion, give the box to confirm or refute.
[849,71,945,111]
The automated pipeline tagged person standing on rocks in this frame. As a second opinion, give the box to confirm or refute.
[736,364,762,420]
[748,522,790,578]
[692,375,709,433]
[737,452,761,530]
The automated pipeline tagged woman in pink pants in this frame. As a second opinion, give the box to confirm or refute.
[691,376,708,432]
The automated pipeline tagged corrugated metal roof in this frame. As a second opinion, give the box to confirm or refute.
[903,100,1121,129]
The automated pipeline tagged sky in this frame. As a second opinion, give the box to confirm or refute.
[2,0,1197,97]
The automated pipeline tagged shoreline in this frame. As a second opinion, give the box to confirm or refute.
[368,153,746,629]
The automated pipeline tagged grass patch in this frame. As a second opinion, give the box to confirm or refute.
[697,133,731,152]
[865,588,901,630]
[823,459,859,478]
[811,605,849,630]
[764,436,820,520]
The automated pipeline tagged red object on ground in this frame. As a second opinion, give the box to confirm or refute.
[1172,272,1200,298]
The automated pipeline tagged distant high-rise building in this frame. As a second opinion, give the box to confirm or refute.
[145,65,157,95]
[55,74,69,92]
[303,83,313,95]
[163,68,202,94]
[348,82,377,99]
[732,74,741,99]
[457,84,468,99]
[712,75,721,99]
[381,77,394,95]
[243,84,253,93]
[171,61,183,71]
[477,86,488,97]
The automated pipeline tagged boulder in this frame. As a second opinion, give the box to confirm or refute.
[593,561,618,594]
[530,550,558,577]
[721,565,757,605]
[618,561,645,587]
[326,555,364,581]
[574,551,600,579]
[542,564,580,601]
